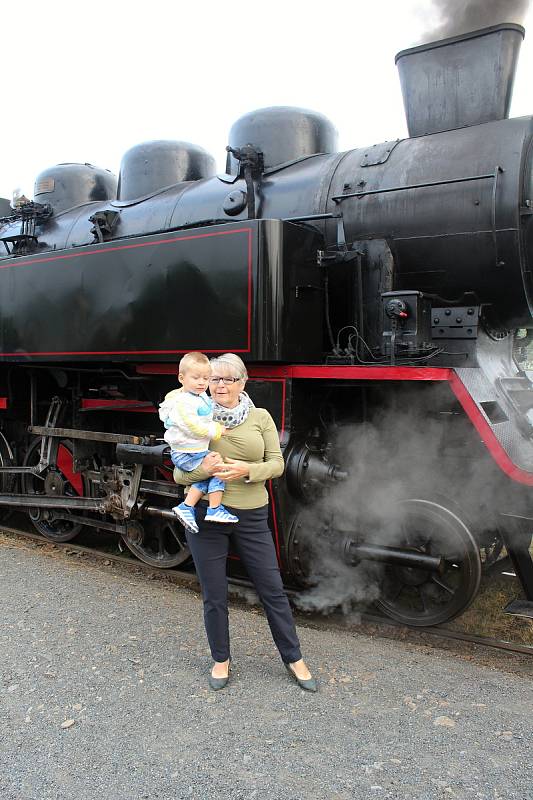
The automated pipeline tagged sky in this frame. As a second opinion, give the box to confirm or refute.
[2,0,533,201]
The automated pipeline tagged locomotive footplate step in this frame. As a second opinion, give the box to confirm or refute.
[503,599,533,619]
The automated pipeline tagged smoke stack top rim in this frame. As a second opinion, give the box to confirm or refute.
[395,22,525,65]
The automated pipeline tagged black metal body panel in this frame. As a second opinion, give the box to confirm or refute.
[0,220,323,363]
[3,117,532,328]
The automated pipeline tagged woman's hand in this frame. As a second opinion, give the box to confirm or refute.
[201,452,224,475]
[213,457,250,482]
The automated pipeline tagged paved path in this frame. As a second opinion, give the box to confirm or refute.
[0,533,532,800]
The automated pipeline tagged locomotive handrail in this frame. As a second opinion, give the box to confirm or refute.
[492,165,504,266]
[283,213,341,221]
[331,171,498,201]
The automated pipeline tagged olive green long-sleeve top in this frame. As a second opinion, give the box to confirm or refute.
[172,407,284,509]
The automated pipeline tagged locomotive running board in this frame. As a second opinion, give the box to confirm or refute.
[28,425,142,445]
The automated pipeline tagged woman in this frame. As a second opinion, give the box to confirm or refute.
[173,353,317,692]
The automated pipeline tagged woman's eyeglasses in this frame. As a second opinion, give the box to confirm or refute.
[208,376,241,385]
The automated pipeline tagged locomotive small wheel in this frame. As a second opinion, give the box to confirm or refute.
[375,499,482,627]
[121,517,190,569]
[21,437,86,543]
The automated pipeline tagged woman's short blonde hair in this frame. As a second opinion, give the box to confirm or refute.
[209,353,248,381]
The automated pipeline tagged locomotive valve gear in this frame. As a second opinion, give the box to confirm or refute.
[118,465,143,519]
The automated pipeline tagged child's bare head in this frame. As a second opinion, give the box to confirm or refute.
[178,351,210,376]
[178,352,211,394]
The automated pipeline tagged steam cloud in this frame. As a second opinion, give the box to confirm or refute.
[292,388,515,617]
[421,0,530,41]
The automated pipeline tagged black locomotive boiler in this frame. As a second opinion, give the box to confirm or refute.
[1,22,533,627]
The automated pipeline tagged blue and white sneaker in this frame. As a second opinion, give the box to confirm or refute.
[172,502,199,534]
[205,505,239,524]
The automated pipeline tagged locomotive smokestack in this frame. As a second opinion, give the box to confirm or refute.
[395,23,525,137]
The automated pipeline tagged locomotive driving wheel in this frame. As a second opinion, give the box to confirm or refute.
[121,517,190,568]
[375,499,482,627]
[287,497,481,627]
[21,436,86,543]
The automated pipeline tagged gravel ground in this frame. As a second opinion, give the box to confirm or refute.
[1,534,532,800]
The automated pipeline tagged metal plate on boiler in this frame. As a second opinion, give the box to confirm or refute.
[360,139,400,167]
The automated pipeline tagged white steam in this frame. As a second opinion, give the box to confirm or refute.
[420,0,530,41]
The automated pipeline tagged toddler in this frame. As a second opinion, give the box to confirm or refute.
[159,351,238,533]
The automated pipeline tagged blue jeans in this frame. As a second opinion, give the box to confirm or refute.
[171,450,225,495]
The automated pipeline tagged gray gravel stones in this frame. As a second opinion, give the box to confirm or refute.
[0,535,532,800]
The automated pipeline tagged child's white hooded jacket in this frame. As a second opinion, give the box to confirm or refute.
[158,388,223,452]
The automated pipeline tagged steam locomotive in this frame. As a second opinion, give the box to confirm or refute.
[1,22,532,627]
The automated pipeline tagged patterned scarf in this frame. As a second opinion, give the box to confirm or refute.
[211,391,255,429]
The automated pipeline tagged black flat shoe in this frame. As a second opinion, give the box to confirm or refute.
[208,659,231,691]
[284,662,318,693]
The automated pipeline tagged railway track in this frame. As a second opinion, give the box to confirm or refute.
[1,517,532,658]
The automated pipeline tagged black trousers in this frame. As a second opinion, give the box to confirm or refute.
[185,503,302,664]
